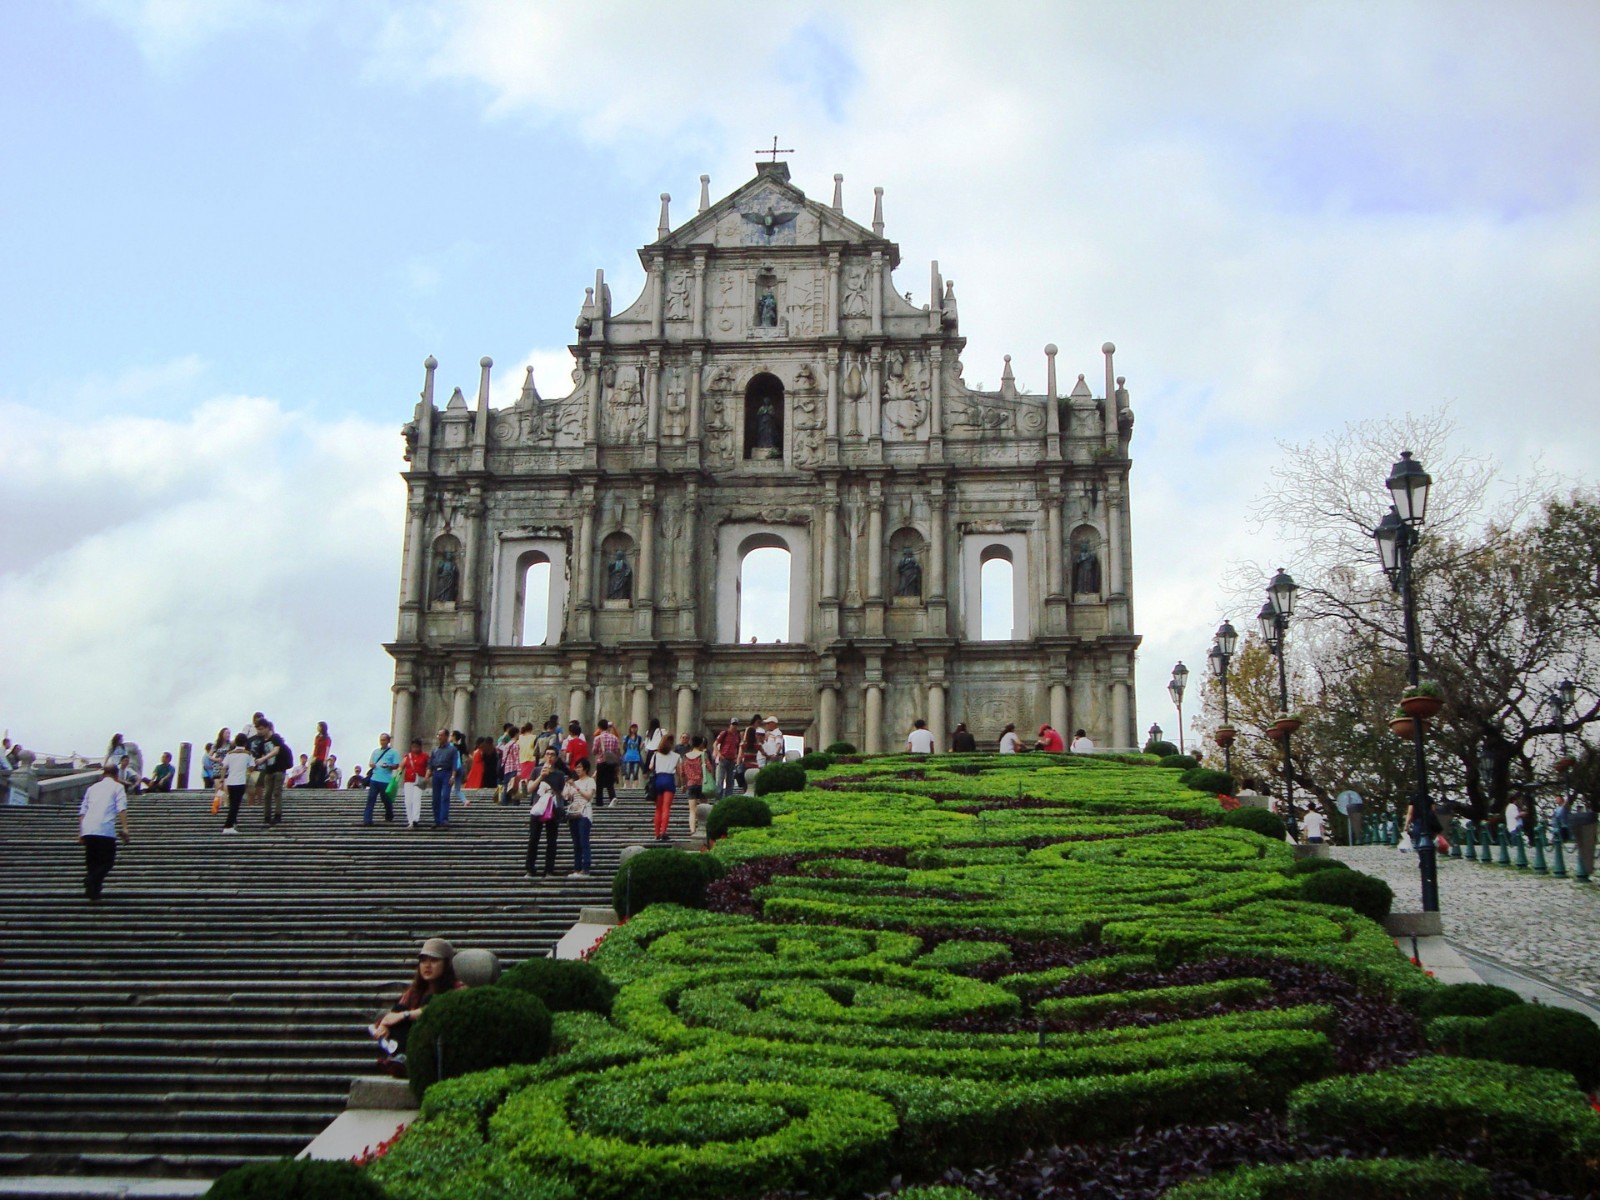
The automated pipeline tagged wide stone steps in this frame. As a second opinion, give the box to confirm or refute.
[0,784,674,1183]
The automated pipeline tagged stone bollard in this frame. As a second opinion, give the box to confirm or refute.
[1496,829,1513,866]
[1479,826,1495,865]
[1448,819,1463,859]
[619,845,646,866]
[1572,812,1596,882]
[1551,827,1568,878]
[453,948,501,987]
[1513,830,1529,870]
[1463,822,1478,861]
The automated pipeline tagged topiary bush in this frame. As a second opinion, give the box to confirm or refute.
[500,956,618,1016]
[824,741,857,755]
[1159,754,1199,770]
[752,761,807,797]
[612,848,711,918]
[1221,806,1287,841]
[1144,739,1179,757]
[797,751,834,771]
[1466,1002,1600,1090]
[1298,868,1393,923]
[407,986,553,1101]
[1162,1155,1492,1199]
[706,794,772,840]
[1287,857,1351,876]
[1416,982,1524,1021]
[1180,767,1238,795]
[206,1159,389,1199]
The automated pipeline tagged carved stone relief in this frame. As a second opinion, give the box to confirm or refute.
[603,364,646,445]
[662,368,689,439]
[881,348,929,440]
[664,272,692,321]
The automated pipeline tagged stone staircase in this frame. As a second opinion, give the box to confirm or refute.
[0,784,668,1184]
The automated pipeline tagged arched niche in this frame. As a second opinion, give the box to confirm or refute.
[716,524,811,644]
[743,373,785,460]
[961,532,1031,641]
[887,526,926,601]
[599,531,636,604]
[1069,523,1104,598]
[430,533,463,606]
[490,536,569,646]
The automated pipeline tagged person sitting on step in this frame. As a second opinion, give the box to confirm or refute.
[369,937,465,1076]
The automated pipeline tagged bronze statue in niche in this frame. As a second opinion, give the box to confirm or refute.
[743,373,784,459]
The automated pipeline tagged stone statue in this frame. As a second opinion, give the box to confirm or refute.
[756,290,778,327]
[1072,539,1102,595]
[606,550,633,600]
[433,549,459,603]
[895,547,922,598]
[753,397,778,450]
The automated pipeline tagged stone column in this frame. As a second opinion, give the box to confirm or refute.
[825,346,839,444]
[826,250,840,336]
[869,250,883,336]
[638,486,657,604]
[866,486,884,601]
[573,486,596,638]
[451,684,473,738]
[865,683,884,754]
[568,686,588,729]
[646,350,662,443]
[818,684,839,748]
[928,484,947,600]
[1050,682,1069,740]
[649,253,665,339]
[868,346,883,447]
[1107,478,1125,595]
[585,351,603,452]
[401,493,428,609]
[691,253,707,340]
[460,486,484,606]
[928,346,944,455]
[675,684,695,738]
[687,349,703,446]
[821,490,840,601]
[631,683,650,735]
[1111,677,1131,750]
[928,682,947,750]
[391,678,415,749]
[1046,493,1063,598]
[682,479,701,637]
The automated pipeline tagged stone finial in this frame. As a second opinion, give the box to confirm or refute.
[446,386,468,410]
[476,357,493,410]
[1000,353,1016,399]
[657,193,671,239]
[1044,344,1058,400]
[520,365,539,404]
[832,173,844,212]
[421,356,438,406]
[699,174,711,212]
[872,186,884,237]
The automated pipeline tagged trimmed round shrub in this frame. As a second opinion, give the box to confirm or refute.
[824,741,857,755]
[1298,867,1393,923]
[797,751,834,771]
[206,1159,388,1199]
[706,794,772,840]
[1288,856,1351,876]
[612,847,711,917]
[1221,806,1287,841]
[1143,738,1178,757]
[1179,767,1238,795]
[407,986,552,1101]
[1468,1002,1600,1090]
[1416,982,1524,1021]
[500,956,618,1016]
[752,761,807,797]
[1158,754,1198,770]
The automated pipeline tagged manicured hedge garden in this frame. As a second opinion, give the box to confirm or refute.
[366,752,1599,1199]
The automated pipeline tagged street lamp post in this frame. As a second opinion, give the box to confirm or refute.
[1168,661,1189,755]
[1258,567,1299,825]
[1373,449,1438,913]
[1553,679,1576,800]
[1148,723,1163,751]
[1210,620,1237,777]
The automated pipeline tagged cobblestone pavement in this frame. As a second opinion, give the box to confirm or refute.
[1334,845,1600,1001]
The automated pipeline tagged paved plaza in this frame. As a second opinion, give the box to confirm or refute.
[1336,845,1600,1004]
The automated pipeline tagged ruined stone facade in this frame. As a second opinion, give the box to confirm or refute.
[386,163,1141,751]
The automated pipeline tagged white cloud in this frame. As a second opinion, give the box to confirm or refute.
[0,393,404,767]
[80,0,327,63]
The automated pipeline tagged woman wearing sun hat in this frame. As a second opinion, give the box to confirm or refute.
[369,937,464,1075]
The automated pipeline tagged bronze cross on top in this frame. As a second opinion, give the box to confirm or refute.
[757,135,793,163]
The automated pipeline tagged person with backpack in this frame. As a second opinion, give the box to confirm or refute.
[621,723,644,782]
[254,720,291,827]
[681,735,708,835]
[364,732,401,826]
[591,719,621,806]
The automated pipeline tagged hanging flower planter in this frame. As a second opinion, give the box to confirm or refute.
[1555,756,1577,773]
[1400,695,1443,720]
[1390,715,1418,739]
[1271,715,1303,737]
[1214,725,1237,748]
[1265,726,1284,741]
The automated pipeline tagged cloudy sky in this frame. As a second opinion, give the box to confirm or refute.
[4,0,1597,767]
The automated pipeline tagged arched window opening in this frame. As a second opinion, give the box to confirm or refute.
[738,545,790,643]
[979,548,1014,641]
[517,553,553,646]
[744,373,785,460]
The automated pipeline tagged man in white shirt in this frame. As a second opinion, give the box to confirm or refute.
[905,720,936,754]
[1070,729,1095,754]
[1302,806,1325,844]
[1504,796,1524,840]
[759,718,785,765]
[78,765,131,901]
